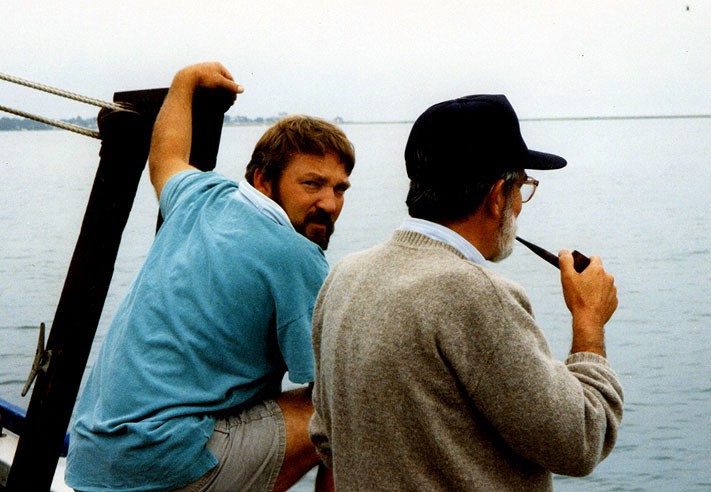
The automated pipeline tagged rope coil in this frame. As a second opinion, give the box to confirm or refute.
[0,71,130,139]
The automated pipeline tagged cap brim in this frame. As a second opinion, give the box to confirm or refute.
[525,149,567,170]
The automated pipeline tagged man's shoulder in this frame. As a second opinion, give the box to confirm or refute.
[398,244,532,313]
[160,170,235,213]
[455,263,530,306]
[168,169,232,189]
[240,220,329,286]
[328,237,507,293]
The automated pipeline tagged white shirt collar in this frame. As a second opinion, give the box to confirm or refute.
[398,217,487,265]
[234,180,295,230]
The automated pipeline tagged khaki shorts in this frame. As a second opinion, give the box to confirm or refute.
[174,399,286,492]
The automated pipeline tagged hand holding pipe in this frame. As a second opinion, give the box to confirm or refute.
[515,236,591,273]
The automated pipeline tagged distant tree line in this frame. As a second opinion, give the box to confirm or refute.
[0,116,98,131]
[226,114,345,125]
[0,113,347,131]
[1,116,53,131]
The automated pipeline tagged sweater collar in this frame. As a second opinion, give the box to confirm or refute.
[398,217,487,265]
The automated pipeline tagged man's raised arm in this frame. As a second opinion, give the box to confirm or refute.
[148,62,243,199]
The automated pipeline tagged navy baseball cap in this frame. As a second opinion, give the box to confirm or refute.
[405,95,566,184]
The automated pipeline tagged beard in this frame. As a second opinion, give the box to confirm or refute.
[270,185,335,250]
[489,198,517,263]
[293,208,335,250]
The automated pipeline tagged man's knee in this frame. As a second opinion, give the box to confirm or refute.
[275,387,317,452]
[272,387,321,491]
[274,387,314,415]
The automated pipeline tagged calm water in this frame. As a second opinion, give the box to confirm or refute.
[1,119,709,491]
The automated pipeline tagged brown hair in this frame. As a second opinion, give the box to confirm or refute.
[245,115,355,185]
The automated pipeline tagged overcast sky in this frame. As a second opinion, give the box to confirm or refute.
[2,1,709,121]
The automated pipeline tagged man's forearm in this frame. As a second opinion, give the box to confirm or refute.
[147,63,240,198]
[148,70,199,197]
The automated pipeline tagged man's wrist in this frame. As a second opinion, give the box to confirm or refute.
[171,68,201,93]
[570,318,606,357]
[570,341,606,358]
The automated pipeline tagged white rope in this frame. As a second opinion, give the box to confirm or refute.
[0,71,140,138]
[0,104,100,139]
[0,71,124,111]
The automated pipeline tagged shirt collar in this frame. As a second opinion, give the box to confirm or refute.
[234,180,295,230]
[398,217,487,265]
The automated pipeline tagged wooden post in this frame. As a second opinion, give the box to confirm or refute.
[6,88,234,492]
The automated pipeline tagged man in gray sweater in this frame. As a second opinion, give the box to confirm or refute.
[309,95,622,491]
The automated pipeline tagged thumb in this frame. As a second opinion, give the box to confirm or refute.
[558,249,575,273]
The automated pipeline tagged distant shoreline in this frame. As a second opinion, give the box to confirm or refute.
[1,113,709,133]
[0,115,414,132]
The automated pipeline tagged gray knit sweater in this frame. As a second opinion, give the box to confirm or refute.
[310,230,623,491]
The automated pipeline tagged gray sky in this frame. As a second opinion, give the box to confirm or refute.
[2,1,709,121]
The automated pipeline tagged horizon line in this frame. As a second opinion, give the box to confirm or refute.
[344,113,711,124]
[1,112,710,129]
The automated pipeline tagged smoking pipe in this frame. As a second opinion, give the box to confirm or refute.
[515,236,590,273]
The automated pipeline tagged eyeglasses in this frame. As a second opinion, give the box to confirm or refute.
[520,175,539,203]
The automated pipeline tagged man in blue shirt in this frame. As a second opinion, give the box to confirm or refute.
[66,62,354,492]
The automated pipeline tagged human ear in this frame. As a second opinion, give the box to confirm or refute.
[253,169,273,197]
[485,179,508,220]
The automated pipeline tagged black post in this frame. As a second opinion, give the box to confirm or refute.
[6,88,233,491]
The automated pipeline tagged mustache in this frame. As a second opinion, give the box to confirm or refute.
[305,208,334,227]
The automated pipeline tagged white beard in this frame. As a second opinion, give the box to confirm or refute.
[490,199,517,263]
